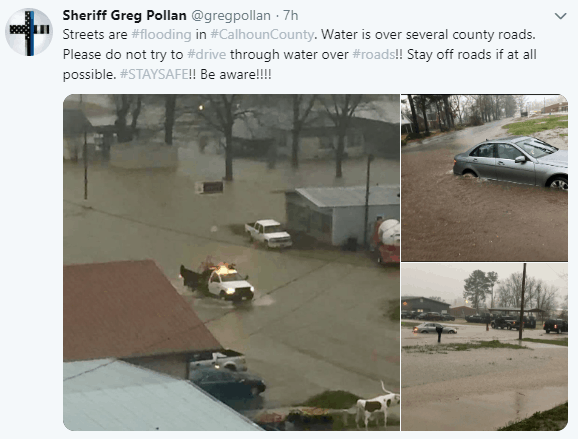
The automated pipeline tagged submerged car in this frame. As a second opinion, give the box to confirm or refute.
[453,136,568,191]
[413,323,457,334]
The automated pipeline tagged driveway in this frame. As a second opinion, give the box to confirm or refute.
[401,119,568,262]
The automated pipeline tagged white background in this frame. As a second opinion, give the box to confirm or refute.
[1,0,573,436]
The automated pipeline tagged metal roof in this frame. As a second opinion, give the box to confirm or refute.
[294,185,400,208]
[64,260,222,361]
[64,359,262,431]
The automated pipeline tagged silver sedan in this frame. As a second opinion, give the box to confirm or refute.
[413,323,457,334]
[453,136,568,191]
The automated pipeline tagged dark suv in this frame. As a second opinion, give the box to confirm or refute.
[544,319,568,334]
[511,315,537,330]
[422,312,443,321]
[492,315,517,329]
[441,314,455,321]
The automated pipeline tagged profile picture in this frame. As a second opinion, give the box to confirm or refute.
[6,8,52,56]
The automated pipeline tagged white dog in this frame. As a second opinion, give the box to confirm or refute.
[356,381,400,430]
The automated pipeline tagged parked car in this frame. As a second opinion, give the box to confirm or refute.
[543,319,568,334]
[422,312,443,321]
[441,314,456,321]
[510,315,537,330]
[245,219,293,248]
[417,313,428,320]
[401,311,412,319]
[189,368,266,400]
[188,349,247,372]
[413,323,457,334]
[453,136,568,191]
[491,315,517,329]
[466,313,492,324]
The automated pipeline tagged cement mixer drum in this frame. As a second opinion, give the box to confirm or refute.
[378,219,401,246]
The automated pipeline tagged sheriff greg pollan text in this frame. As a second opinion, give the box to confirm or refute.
[62,10,271,24]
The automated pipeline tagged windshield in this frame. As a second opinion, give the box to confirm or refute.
[220,272,244,282]
[264,225,283,233]
[515,138,558,158]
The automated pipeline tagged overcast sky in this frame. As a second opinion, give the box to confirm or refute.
[401,263,567,304]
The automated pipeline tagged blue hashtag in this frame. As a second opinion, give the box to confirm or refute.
[132,29,139,38]
[188,49,195,58]
[353,49,360,59]
[211,29,218,38]
[120,69,128,78]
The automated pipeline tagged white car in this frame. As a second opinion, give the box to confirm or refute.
[245,219,293,248]
[413,323,457,334]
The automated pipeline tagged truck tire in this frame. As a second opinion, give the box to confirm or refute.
[507,324,511,330]
[491,322,495,329]
[546,329,550,334]
[220,291,227,300]
[224,364,236,371]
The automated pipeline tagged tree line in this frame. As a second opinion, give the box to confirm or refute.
[108,94,397,181]
[462,269,565,317]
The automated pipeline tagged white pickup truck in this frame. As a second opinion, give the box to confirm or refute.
[245,219,293,248]
[188,349,247,372]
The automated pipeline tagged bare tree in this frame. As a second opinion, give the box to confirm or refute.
[197,95,248,181]
[112,95,142,142]
[291,95,316,169]
[321,94,363,178]
[407,95,420,134]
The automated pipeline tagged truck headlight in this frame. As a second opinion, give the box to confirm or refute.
[226,288,235,294]
[250,287,255,292]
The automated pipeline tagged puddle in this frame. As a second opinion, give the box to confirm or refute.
[402,386,567,431]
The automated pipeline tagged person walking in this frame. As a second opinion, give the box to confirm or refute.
[436,324,443,343]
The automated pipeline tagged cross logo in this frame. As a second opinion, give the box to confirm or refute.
[6,8,52,56]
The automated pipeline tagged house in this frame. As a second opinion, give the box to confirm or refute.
[542,102,568,114]
[63,108,93,161]
[64,260,222,379]
[448,305,476,318]
[285,185,400,247]
[64,359,262,431]
[401,296,451,314]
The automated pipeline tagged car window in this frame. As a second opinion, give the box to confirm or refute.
[515,139,558,158]
[496,144,523,161]
[472,144,494,158]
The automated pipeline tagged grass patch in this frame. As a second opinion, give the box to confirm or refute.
[502,116,568,136]
[498,402,567,431]
[403,340,530,354]
[521,338,568,347]
[299,390,361,410]
[560,133,568,137]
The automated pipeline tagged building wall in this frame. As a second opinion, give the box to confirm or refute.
[449,307,476,317]
[125,353,190,379]
[332,204,399,246]
[401,298,450,314]
[285,192,333,243]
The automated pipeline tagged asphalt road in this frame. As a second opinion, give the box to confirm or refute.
[401,119,568,262]
[400,324,568,430]
[63,151,400,409]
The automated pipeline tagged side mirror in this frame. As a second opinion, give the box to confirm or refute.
[515,156,527,163]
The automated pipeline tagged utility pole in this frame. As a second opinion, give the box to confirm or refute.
[518,263,527,340]
[363,154,374,248]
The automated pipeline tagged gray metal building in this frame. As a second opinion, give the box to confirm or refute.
[285,185,400,246]
[401,296,451,314]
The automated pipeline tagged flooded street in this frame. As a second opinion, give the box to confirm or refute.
[401,119,568,262]
[401,325,568,430]
[64,148,400,408]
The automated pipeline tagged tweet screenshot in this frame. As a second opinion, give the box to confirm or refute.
[3,0,572,434]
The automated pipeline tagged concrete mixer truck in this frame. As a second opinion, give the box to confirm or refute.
[372,218,400,264]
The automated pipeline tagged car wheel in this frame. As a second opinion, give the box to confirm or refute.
[220,291,227,300]
[549,177,568,191]
[546,329,550,334]
[507,325,511,330]
[491,323,495,329]
[224,364,236,371]
[449,330,456,334]
[421,330,428,334]
[250,386,260,397]
[463,170,478,178]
